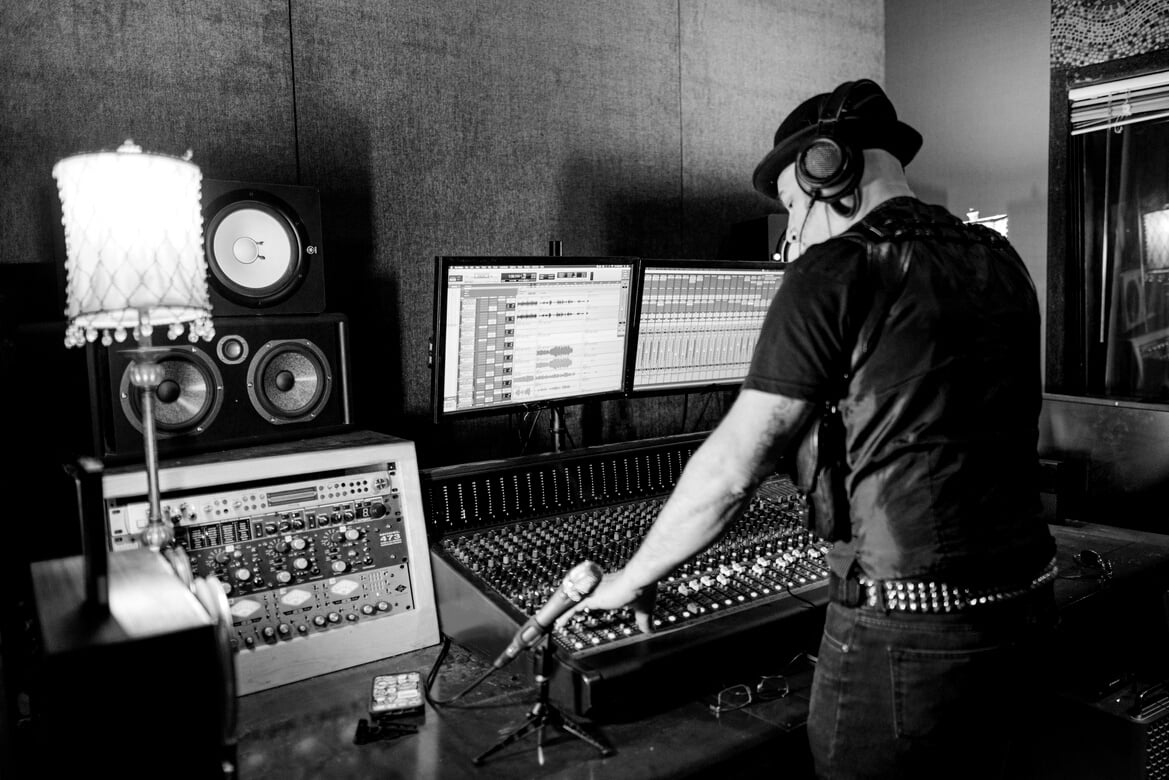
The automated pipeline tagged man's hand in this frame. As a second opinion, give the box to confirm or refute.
[555,569,658,635]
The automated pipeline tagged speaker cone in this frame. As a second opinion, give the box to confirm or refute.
[119,347,224,437]
[247,339,332,424]
[205,198,305,306]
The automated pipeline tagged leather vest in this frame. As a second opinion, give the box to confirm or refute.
[822,198,1055,583]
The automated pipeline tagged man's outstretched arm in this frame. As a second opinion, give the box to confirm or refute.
[558,388,815,632]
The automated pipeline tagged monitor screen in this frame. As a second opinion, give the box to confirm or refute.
[628,260,785,393]
[432,257,635,420]
[1142,206,1169,274]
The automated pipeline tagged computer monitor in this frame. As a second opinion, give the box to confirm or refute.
[628,260,785,394]
[1142,206,1169,276]
[432,257,636,420]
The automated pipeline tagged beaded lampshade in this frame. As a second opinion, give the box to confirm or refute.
[52,139,215,555]
[52,139,214,348]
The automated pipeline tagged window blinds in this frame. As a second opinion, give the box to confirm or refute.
[1069,68,1169,136]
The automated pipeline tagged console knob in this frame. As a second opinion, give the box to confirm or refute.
[277,624,291,636]
[361,605,375,615]
[331,560,348,574]
[327,612,341,623]
[344,528,361,542]
[275,571,292,584]
[291,538,308,551]
[369,502,388,519]
[313,615,326,627]
[293,557,310,571]
[275,541,291,554]
[262,626,275,639]
[346,613,358,622]
[234,567,252,581]
[376,601,390,612]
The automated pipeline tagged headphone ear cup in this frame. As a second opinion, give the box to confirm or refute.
[795,136,863,202]
[794,80,865,205]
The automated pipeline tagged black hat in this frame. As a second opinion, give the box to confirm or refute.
[751,79,922,200]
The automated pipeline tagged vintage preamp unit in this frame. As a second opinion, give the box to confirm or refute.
[100,430,439,694]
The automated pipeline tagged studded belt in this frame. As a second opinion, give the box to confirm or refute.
[829,556,1058,614]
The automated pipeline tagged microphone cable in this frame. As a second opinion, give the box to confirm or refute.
[423,634,498,709]
[785,582,819,609]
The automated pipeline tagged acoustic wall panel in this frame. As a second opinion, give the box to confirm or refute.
[290,0,685,442]
[0,1,299,271]
[679,1,883,258]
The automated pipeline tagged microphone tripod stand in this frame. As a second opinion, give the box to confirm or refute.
[472,637,615,766]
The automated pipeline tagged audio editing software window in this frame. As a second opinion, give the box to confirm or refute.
[632,264,784,392]
[440,262,632,415]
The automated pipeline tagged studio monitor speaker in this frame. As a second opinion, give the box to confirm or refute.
[1120,269,1147,333]
[201,179,327,316]
[89,313,351,460]
[718,214,790,262]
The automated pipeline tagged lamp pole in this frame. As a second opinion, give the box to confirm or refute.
[128,333,173,551]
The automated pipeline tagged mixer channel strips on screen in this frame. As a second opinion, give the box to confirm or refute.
[105,466,422,651]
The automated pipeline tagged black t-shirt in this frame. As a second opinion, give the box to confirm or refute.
[744,197,1054,583]
[743,232,867,403]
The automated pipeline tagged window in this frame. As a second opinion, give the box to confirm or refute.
[1067,67,1169,400]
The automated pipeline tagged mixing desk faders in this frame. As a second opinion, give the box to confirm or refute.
[422,432,832,718]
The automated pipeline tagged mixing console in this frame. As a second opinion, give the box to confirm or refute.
[438,483,829,654]
[423,432,831,718]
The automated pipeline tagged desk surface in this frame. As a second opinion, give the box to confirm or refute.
[234,522,1169,780]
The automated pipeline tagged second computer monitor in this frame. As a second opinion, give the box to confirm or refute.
[629,260,785,393]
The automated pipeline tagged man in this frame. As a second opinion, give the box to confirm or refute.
[559,79,1057,778]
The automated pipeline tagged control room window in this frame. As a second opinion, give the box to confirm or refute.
[1068,67,1169,401]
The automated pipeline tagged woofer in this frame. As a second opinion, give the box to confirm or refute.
[118,346,224,437]
[89,313,351,460]
[247,339,332,423]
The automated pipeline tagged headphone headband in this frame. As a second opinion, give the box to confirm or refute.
[819,80,858,131]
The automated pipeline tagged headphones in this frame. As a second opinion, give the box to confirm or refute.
[795,80,867,216]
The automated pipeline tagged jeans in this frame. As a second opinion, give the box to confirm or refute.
[806,584,1056,779]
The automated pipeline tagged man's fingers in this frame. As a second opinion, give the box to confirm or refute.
[634,607,654,635]
[633,581,658,634]
[555,598,588,629]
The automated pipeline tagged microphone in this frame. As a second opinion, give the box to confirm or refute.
[492,560,603,668]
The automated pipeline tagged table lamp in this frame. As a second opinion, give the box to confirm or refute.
[53,139,215,552]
